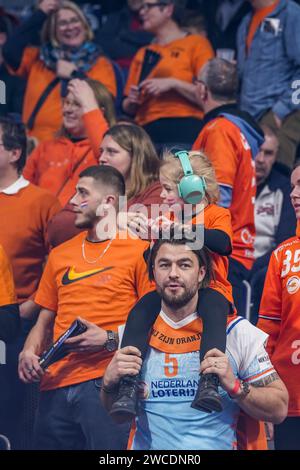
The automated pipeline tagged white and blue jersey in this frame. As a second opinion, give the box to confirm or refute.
[122,313,275,450]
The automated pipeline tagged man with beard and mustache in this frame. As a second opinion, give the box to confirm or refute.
[18,165,153,450]
[102,235,288,450]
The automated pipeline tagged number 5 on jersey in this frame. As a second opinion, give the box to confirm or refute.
[164,353,178,378]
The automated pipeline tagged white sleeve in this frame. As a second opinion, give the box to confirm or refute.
[226,318,271,377]
[117,324,125,349]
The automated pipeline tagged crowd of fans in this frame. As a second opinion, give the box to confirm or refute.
[0,0,299,451]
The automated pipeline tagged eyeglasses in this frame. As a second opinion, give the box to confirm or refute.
[57,17,82,29]
[139,2,168,13]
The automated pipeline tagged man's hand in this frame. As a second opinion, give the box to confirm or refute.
[38,0,60,15]
[64,317,108,353]
[19,349,45,384]
[140,78,175,97]
[201,348,237,394]
[103,346,142,389]
[68,79,99,114]
[56,60,77,79]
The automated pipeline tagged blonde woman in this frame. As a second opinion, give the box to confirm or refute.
[3,0,116,142]
[110,149,235,421]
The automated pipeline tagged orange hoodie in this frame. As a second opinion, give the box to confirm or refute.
[23,109,108,206]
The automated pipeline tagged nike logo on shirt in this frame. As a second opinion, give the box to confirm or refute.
[61,266,113,285]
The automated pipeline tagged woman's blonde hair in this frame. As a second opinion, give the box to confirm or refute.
[41,1,94,47]
[103,124,160,200]
[160,149,219,204]
[59,79,116,137]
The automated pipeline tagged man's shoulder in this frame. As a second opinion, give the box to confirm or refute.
[24,182,58,200]
[50,232,85,257]
[201,117,240,144]
[272,235,299,261]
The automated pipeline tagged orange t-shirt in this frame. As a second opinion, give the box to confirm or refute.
[258,230,300,416]
[0,182,61,302]
[35,231,153,391]
[124,34,214,126]
[0,245,17,306]
[23,109,108,206]
[246,1,279,52]
[193,117,256,270]
[7,47,116,142]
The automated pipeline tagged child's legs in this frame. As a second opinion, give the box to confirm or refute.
[197,288,230,363]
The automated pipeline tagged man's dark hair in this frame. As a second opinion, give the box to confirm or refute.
[148,231,213,288]
[0,117,27,173]
[79,165,126,196]
[202,58,238,102]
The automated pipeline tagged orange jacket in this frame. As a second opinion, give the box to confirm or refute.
[23,109,108,206]
[8,47,116,142]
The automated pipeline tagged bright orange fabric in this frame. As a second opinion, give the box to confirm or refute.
[124,34,214,126]
[193,117,256,270]
[246,1,279,52]
[35,231,153,391]
[23,109,108,206]
[0,184,61,302]
[236,411,267,450]
[258,234,300,416]
[7,47,116,142]
[0,244,17,306]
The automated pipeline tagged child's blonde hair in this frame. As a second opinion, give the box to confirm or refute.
[160,149,219,204]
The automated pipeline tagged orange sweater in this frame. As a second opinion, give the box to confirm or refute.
[0,182,61,302]
[8,47,116,142]
[23,109,108,206]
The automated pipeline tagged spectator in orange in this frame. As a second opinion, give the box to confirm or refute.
[0,245,20,342]
[0,116,60,448]
[18,165,153,450]
[47,123,163,247]
[3,0,117,142]
[257,160,300,449]
[23,78,116,206]
[122,0,214,148]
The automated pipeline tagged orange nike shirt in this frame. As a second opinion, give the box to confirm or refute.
[193,117,256,270]
[124,34,214,126]
[35,231,153,391]
[258,231,300,416]
[0,245,17,307]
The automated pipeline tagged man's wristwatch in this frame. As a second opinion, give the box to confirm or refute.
[103,330,118,352]
[238,380,250,400]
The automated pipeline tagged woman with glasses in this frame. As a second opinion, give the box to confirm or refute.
[2,0,116,143]
[122,0,214,149]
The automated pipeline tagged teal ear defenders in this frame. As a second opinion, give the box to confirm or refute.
[174,150,207,204]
